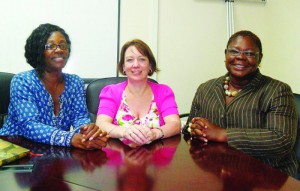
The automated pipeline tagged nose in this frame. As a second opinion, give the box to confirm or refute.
[132,59,139,67]
[237,51,247,59]
[54,46,64,52]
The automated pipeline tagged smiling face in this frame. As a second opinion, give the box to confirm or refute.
[225,36,263,79]
[123,45,151,82]
[44,31,69,73]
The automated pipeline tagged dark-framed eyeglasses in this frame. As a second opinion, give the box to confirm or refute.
[226,48,260,58]
[45,43,69,50]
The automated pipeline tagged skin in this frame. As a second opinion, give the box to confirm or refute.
[190,36,263,143]
[96,45,181,147]
[43,32,108,149]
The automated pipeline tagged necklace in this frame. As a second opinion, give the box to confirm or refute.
[224,76,241,97]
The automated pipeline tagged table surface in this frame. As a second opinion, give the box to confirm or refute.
[1,135,300,191]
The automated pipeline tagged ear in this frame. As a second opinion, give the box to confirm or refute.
[258,53,263,64]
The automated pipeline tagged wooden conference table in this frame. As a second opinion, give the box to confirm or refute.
[1,135,300,191]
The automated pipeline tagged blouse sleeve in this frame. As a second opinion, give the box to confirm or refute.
[227,83,298,156]
[97,85,121,118]
[155,84,179,118]
[70,77,91,132]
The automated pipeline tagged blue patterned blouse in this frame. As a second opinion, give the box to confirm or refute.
[0,70,91,146]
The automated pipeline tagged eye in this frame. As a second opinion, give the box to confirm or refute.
[45,43,56,50]
[126,58,133,62]
[244,52,256,57]
[58,43,68,50]
[228,49,239,55]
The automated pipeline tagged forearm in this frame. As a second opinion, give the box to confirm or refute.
[156,120,181,140]
[227,127,296,156]
[22,122,75,147]
[97,121,125,138]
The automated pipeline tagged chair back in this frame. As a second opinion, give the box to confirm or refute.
[293,93,300,158]
[0,72,14,128]
[86,77,157,122]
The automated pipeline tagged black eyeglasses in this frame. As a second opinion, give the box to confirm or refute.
[226,48,259,58]
[45,43,69,50]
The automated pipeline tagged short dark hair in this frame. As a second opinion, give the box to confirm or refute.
[24,23,71,77]
[118,39,159,76]
[226,30,262,53]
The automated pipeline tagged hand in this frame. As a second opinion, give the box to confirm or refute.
[124,147,152,165]
[122,125,152,145]
[72,149,108,172]
[80,123,107,142]
[71,133,109,150]
[190,117,227,143]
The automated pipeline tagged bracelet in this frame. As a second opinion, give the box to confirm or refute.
[156,128,164,139]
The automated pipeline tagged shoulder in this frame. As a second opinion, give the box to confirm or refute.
[197,76,222,90]
[11,70,38,86]
[100,81,127,96]
[149,81,174,93]
[64,73,83,84]
[259,74,292,92]
[102,81,127,91]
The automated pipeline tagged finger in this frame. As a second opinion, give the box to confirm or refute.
[130,127,149,143]
[138,126,151,139]
[87,139,107,149]
[194,129,207,137]
[199,136,208,143]
[191,117,201,123]
[82,128,98,142]
[129,132,147,145]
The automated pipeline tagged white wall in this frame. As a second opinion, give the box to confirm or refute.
[0,0,119,78]
[121,0,300,114]
[1,0,299,115]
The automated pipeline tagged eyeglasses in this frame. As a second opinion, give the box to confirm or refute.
[45,43,69,50]
[226,48,260,58]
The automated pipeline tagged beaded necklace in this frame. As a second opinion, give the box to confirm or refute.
[224,76,241,97]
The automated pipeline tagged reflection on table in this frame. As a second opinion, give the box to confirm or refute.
[1,135,300,191]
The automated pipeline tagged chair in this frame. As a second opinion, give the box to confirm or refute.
[0,72,15,128]
[293,94,300,159]
[86,77,158,123]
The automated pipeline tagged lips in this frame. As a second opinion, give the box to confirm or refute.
[232,64,247,70]
[131,70,142,75]
[52,57,65,62]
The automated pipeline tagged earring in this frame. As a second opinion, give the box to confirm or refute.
[149,69,153,74]
[123,71,126,75]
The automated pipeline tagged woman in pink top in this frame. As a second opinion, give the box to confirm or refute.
[96,39,181,147]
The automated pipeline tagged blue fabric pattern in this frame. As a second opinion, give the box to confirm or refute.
[0,70,91,146]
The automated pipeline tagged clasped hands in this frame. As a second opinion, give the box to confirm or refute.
[188,117,227,143]
[122,125,160,147]
[72,123,109,150]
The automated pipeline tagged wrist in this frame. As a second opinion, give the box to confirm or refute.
[153,128,164,140]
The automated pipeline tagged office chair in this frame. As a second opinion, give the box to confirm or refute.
[293,93,300,161]
[0,72,15,128]
[86,77,158,123]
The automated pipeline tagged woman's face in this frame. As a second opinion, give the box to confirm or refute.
[123,46,151,81]
[225,36,262,79]
[44,31,69,73]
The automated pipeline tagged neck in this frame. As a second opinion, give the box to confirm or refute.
[42,71,64,84]
[126,80,149,96]
[228,76,251,90]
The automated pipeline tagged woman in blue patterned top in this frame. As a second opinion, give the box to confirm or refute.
[0,23,108,149]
